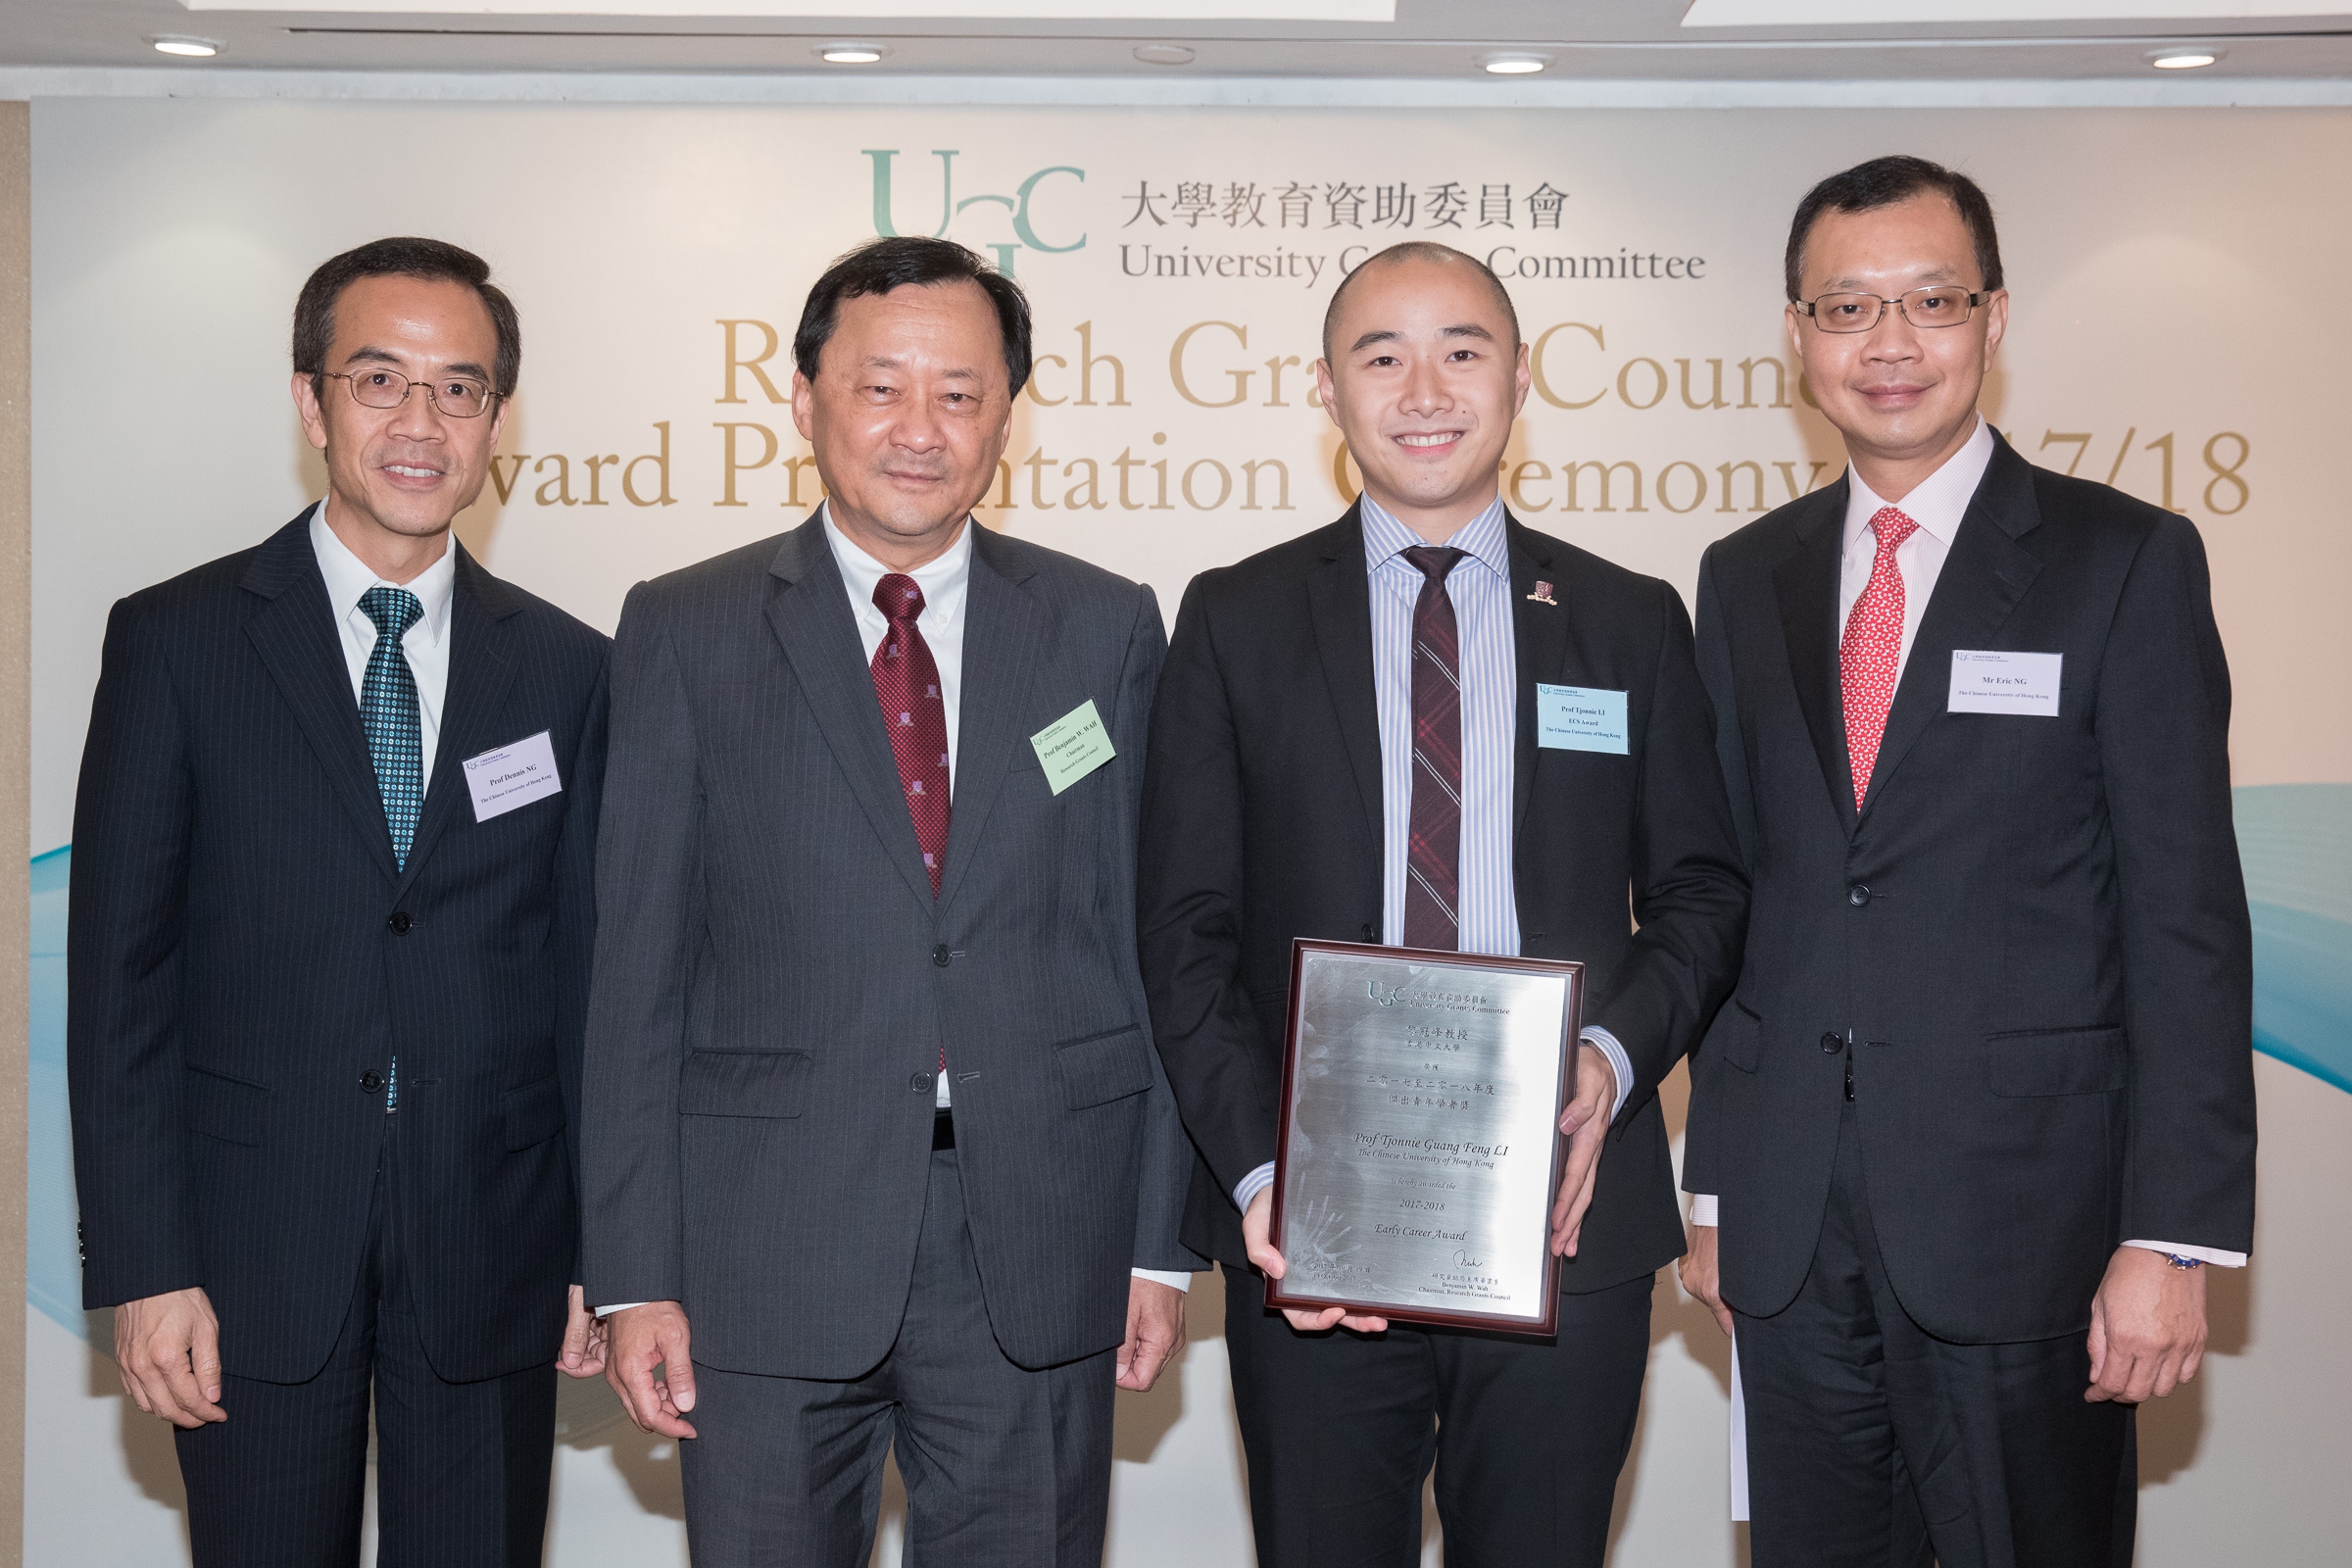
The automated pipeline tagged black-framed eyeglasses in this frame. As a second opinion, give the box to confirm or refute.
[1793,286,1993,334]
[324,368,501,418]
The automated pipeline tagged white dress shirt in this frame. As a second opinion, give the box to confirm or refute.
[1687,418,2242,1268]
[1230,495,1636,1218]
[310,503,456,796]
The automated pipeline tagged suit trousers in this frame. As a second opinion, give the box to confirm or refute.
[1222,1262,1654,1568]
[173,1128,558,1567]
[1735,1102,2136,1568]
[680,1147,1117,1568]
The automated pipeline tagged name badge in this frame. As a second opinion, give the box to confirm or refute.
[1946,651,2062,717]
[1537,684,1629,755]
[1029,699,1116,796]
[463,731,564,822]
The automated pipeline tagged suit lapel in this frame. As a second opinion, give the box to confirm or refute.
[764,515,941,915]
[239,516,400,886]
[1505,517,1568,843]
[1859,438,2044,823]
[937,526,1046,914]
[394,546,522,898]
[1302,506,1386,858]
[1770,477,1859,837]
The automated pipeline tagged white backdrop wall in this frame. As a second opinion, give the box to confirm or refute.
[24,97,2352,1564]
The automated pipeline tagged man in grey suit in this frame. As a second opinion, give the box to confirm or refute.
[582,235,1195,1567]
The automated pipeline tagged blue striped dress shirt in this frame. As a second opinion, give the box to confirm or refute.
[1234,496,1634,1215]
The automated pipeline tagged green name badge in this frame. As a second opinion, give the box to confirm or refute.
[1029,699,1116,796]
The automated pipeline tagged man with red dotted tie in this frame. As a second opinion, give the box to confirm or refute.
[1678,156,2256,1566]
[581,236,1194,1567]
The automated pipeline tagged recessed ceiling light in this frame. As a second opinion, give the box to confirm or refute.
[816,42,887,65]
[148,35,222,58]
[1480,53,1551,75]
[2147,48,2221,70]
[1134,44,1196,67]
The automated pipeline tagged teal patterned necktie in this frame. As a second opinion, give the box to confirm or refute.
[358,587,424,869]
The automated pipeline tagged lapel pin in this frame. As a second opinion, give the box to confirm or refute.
[1526,580,1557,606]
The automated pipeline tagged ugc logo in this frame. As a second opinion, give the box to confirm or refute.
[862,149,1086,274]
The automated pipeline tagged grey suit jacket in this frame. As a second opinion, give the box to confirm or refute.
[581,514,1195,1377]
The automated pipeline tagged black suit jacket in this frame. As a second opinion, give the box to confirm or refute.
[69,514,610,1385]
[1684,436,2258,1344]
[1138,506,1749,1292]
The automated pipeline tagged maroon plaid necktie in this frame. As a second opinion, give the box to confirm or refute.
[1402,546,1464,951]
[870,573,952,897]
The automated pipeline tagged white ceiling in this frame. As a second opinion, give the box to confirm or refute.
[4,0,2346,79]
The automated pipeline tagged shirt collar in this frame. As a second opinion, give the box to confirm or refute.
[308,502,457,647]
[819,502,975,613]
[1843,414,1995,557]
[1359,492,1511,581]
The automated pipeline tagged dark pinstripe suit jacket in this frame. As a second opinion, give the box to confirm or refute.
[581,514,1195,1378]
[69,514,610,1385]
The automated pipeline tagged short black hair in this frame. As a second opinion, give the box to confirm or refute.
[1321,241,1520,364]
[1785,155,2003,302]
[793,236,1033,395]
[293,236,520,397]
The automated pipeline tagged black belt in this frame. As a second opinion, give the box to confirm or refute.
[932,1109,956,1152]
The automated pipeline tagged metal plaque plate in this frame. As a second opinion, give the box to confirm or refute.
[1264,941,1583,1335]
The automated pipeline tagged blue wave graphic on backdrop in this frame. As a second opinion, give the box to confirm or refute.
[24,786,2352,1338]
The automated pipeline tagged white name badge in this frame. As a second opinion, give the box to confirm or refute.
[463,730,564,822]
[1537,683,1630,755]
[1947,651,2062,717]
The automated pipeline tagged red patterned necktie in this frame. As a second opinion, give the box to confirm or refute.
[870,573,952,896]
[1840,506,1921,808]
[1402,545,1465,951]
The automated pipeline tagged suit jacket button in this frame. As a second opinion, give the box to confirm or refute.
[1846,884,1871,906]
[1820,1033,1843,1054]
[360,1069,386,1093]
[388,911,413,934]
[910,1072,933,1094]
[931,944,952,967]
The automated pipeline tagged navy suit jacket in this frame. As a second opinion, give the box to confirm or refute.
[69,514,610,1384]
[1684,437,2257,1343]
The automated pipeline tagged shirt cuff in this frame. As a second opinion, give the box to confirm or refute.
[1132,1268,1193,1293]
[1580,1026,1635,1124]
[2123,1240,2247,1268]
[594,1301,649,1318]
[1688,1194,1719,1227]
[1234,1161,1278,1214]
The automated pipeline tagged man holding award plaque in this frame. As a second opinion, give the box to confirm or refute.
[1138,243,1748,1566]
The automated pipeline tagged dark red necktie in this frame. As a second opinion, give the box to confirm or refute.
[870,573,952,896]
[1402,546,1464,952]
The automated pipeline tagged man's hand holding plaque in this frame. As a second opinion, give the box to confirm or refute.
[1244,1186,1393,1335]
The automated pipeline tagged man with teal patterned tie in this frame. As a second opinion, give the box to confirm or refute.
[69,237,611,1566]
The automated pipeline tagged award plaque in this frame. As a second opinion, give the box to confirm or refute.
[1264,940,1583,1335]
